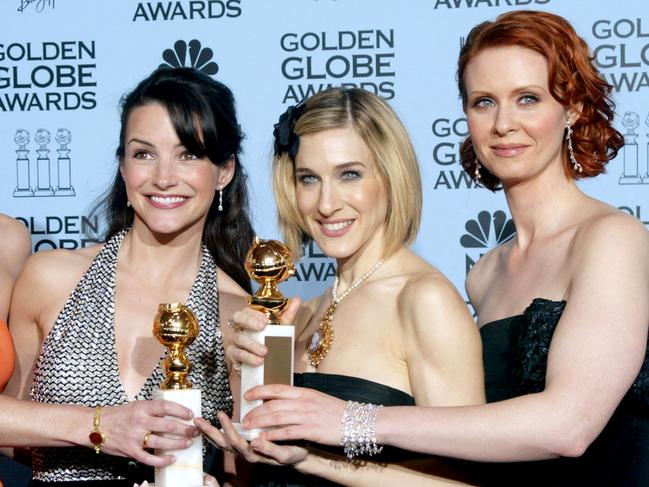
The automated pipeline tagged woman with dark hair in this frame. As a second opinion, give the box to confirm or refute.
[107,67,254,291]
[4,67,253,485]
[224,11,649,487]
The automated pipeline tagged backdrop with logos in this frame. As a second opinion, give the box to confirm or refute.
[1,0,647,305]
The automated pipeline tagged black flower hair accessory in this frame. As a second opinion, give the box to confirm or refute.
[273,102,305,159]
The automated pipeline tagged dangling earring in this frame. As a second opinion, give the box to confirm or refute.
[474,158,482,181]
[218,188,223,212]
[565,122,583,173]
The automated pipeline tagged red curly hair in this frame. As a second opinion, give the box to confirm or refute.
[457,10,624,191]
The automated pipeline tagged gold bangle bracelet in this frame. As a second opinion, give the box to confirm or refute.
[88,406,106,454]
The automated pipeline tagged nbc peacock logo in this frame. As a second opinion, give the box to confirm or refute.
[460,210,516,274]
[159,39,219,75]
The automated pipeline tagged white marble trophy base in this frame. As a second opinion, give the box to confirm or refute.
[153,388,203,487]
[234,324,294,441]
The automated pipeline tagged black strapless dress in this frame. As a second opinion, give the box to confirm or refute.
[249,372,417,487]
[480,298,649,486]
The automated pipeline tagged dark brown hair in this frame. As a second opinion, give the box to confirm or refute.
[95,67,254,292]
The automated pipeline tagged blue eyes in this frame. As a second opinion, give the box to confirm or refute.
[519,94,539,105]
[471,94,539,108]
[297,174,318,185]
[341,170,361,180]
[473,98,495,108]
[296,170,362,185]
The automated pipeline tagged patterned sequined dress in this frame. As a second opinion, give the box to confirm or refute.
[29,229,233,483]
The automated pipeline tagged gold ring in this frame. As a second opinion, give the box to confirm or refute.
[142,431,153,449]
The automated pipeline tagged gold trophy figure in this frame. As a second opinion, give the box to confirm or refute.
[237,237,296,440]
[153,303,203,487]
[154,303,199,390]
[245,236,295,324]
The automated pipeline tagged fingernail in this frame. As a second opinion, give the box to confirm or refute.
[242,418,249,427]
[186,439,193,447]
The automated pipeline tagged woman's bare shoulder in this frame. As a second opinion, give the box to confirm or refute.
[18,244,102,291]
[0,216,31,278]
[393,254,478,358]
[398,264,465,313]
[574,204,649,256]
[0,215,30,252]
[10,244,104,326]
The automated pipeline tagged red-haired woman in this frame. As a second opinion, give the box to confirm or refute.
[229,10,649,486]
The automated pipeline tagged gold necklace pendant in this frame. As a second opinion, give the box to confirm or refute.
[306,259,385,369]
[307,301,336,368]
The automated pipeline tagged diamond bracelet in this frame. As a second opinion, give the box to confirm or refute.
[340,400,384,460]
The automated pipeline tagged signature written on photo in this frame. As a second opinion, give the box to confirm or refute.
[17,0,55,13]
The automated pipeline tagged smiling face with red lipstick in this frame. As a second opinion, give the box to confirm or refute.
[120,102,234,239]
[464,45,571,188]
[294,126,389,261]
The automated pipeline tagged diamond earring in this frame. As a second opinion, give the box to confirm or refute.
[565,122,583,173]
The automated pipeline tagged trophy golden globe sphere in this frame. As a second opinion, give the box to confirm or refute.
[153,303,199,390]
[245,237,295,325]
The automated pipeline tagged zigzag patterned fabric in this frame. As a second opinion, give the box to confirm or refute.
[30,228,233,482]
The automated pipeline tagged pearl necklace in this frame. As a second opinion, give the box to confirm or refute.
[307,259,384,368]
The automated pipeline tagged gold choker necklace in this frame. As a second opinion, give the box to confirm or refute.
[307,259,384,368]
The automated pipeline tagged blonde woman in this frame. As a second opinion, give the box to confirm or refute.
[198,87,485,486]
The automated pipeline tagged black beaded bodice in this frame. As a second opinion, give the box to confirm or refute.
[479,298,649,486]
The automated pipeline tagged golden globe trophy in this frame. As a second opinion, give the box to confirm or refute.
[152,303,203,487]
[236,237,295,440]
